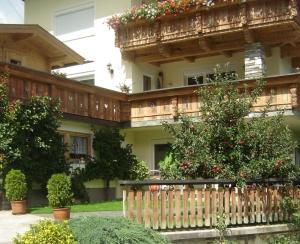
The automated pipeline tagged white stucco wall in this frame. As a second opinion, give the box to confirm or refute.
[123,127,172,170]
[25,1,294,93]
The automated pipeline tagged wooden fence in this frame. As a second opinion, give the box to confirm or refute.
[121,180,300,230]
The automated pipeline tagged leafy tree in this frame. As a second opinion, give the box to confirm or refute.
[0,81,68,189]
[163,68,298,185]
[85,127,138,200]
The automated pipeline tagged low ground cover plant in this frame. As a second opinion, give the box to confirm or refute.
[69,217,170,244]
[14,217,170,244]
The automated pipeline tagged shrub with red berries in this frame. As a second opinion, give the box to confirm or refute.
[163,66,299,185]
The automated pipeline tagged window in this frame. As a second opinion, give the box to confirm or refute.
[75,75,95,86]
[187,76,204,86]
[143,75,151,91]
[70,136,88,159]
[79,78,94,86]
[206,71,236,83]
[154,144,171,170]
[10,59,22,66]
[60,132,91,171]
[54,5,94,35]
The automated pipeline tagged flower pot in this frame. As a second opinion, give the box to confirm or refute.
[149,184,160,192]
[53,207,70,221]
[11,200,27,215]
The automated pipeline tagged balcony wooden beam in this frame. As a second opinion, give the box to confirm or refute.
[184,56,196,63]
[158,43,172,58]
[135,41,243,63]
[198,35,211,51]
[243,27,255,44]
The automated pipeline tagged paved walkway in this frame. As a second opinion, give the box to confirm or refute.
[0,211,47,244]
[0,211,123,244]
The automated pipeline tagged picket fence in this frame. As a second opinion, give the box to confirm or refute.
[121,180,300,230]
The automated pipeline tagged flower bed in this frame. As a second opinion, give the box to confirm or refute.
[107,0,241,30]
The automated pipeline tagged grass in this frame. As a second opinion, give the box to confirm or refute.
[29,200,123,214]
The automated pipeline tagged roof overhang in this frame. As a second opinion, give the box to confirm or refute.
[0,24,85,68]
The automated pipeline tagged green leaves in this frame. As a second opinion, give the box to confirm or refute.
[47,173,73,208]
[0,85,68,189]
[4,169,27,201]
[85,127,138,181]
[163,68,298,184]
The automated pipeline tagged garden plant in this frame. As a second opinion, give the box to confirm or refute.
[0,80,68,190]
[4,169,27,214]
[161,67,299,185]
[47,173,73,220]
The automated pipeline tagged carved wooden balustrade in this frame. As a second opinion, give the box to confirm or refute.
[1,63,300,127]
[129,74,300,126]
[115,0,300,64]
[0,63,130,124]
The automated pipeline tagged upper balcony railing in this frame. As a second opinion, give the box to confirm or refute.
[0,63,130,125]
[114,0,300,64]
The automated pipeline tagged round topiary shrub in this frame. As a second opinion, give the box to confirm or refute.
[47,173,73,208]
[69,217,170,244]
[13,219,76,244]
[4,169,27,201]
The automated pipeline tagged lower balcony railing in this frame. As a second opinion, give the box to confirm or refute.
[2,62,300,127]
[129,74,300,126]
[0,63,130,124]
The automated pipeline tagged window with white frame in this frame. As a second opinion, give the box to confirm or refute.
[54,4,94,36]
[184,73,204,86]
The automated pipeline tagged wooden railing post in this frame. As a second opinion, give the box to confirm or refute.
[290,84,298,109]
[171,97,178,119]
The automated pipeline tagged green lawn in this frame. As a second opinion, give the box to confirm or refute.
[29,200,123,214]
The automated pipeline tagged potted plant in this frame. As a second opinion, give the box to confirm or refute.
[47,173,73,220]
[4,169,27,214]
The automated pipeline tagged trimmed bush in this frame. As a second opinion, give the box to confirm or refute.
[47,173,73,208]
[69,217,170,244]
[13,219,76,244]
[129,160,149,181]
[4,169,27,201]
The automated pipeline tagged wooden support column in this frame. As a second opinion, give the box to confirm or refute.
[171,97,178,119]
[290,84,299,109]
[88,93,95,118]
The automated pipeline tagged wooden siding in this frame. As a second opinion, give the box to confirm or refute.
[115,0,300,64]
[1,63,300,126]
[129,75,300,125]
[0,63,129,124]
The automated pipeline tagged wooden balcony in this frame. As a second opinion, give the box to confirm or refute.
[115,0,300,65]
[0,63,130,125]
[129,74,300,127]
[2,63,300,128]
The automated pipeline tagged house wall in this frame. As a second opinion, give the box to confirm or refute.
[25,1,294,93]
[0,45,49,72]
[122,127,172,170]
[25,0,135,90]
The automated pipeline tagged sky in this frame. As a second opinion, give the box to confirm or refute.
[0,0,24,24]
